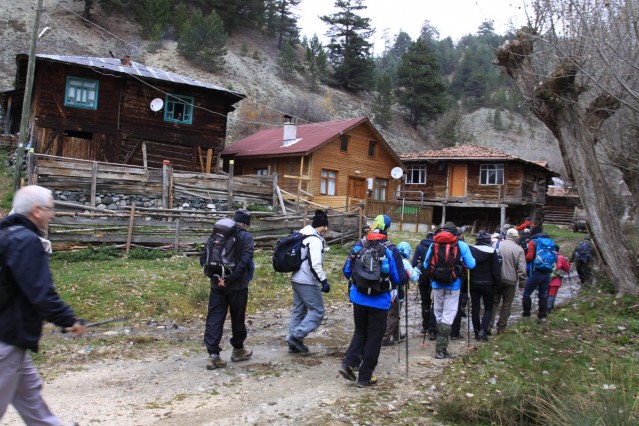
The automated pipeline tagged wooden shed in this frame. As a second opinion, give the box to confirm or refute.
[400,144,558,228]
[1,54,245,172]
[222,117,405,209]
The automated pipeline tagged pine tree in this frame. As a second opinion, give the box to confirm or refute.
[395,38,447,127]
[134,0,171,40]
[265,0,301,49]
[320,0,375,90]
[178,10,228,72]
[373,73,393,129]
[277,41,297,78]
[304,35,328,91]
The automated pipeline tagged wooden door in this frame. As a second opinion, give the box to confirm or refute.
[348,176,366,199]
[449,164,467,197]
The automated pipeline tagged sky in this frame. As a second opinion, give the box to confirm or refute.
[297,0,531,53]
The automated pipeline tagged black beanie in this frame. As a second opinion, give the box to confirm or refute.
[442,221,457,233]
[475,230,492,245]
[233,208,251,225]
[312,209,329,228]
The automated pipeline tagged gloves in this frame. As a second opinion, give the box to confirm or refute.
[321,279,331,293]
[391,289,398,302]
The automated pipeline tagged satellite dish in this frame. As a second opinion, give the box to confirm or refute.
[150,98,164,112]
[390,167,404,180]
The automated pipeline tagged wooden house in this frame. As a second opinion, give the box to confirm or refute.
[222,117,405,209]
[1,54,245,172]
[400,145,558,228]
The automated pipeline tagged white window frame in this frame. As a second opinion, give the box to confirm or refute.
[254,168,268,176]
[320,169,337,195]
[373,177,388,201]
[480,164,504,185]
[405,165,427,184]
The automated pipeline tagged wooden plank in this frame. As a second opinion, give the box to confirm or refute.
[125,204,136,255]
[206,148,213,174]
[276,186,287,216]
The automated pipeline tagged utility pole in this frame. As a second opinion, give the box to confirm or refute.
[14,0,43,190]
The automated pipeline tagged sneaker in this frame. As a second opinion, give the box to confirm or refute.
[381,339,394,347]
[206,354,227,370]
[231,347,253,362]
[356,376,378,388]
[537,318,548,324]
[443,350,455,358]
[338,364,357,381]
[399,333,406,341]
[286,336,309,353]
[428,330,436,341]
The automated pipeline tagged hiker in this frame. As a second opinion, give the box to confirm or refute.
[423,222,475,359]
[202,209,255,369]
[515,216,534,231]
[522,225,557,321]
[382,241,420,346]
[469,231,501,341]
[570,236,596,286]
[0,185,87,425]
[340,215,407,387]
[411,231,436,338]
[286,210,330,354]
[491,228,526,334]
[548,244,571,314]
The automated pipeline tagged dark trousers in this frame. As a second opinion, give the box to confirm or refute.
[343,303,388,383]
[576,262,592,285]
[418,278,435,332]
[522,271,551,319]
[204,287,248,355]
[470,284,494,334]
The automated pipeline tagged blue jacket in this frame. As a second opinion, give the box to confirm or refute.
[343,232,408,310]
[0,214,77,352]
[424,231,476,291]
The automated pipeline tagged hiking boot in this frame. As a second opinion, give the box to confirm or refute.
[443,350,455,358]
[206,354,227,370]
[286,336,309,353]
[356,376,378,388]
[231,347,253,362]
[435,351,446,359]
[399,333,406,341]
[450,334,464,340]
[479,331,489,341]
[475,332,481,341]
[381,338,394,347]
[419,327,427,334]
[338,364,357,381]
[486,328,493,336]
[428,330,436,341]
[537,318,548,324]
[288,344,301,353]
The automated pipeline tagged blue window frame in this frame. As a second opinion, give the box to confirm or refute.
[164,94,194,124]
[64,76,99,110]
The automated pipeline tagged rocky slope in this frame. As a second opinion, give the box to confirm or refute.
[0,0,564,174]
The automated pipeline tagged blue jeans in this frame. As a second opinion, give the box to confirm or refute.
[522,271,551,319]
[288,282,325,340]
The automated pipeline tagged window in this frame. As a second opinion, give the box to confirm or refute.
[405,165,426,184]
[480,164,504,185]
[320,169,337,195]
[255,168,268,176]
[64,76,99,109]
[340,136,349,152]
[368,141,377,157]
[164,94,194,124]
[373,178,388,201]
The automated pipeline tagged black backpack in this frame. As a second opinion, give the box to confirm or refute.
[351,240,391,295]
[272,231,317,273]
[428,239,463,283]
[202,218,240,279]
[0,226,25,312]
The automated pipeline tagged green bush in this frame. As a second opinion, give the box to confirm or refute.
[52,245,122,262]
[127,247,173,260]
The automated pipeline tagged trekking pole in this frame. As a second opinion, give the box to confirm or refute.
[466,268,471,349]
[405,280,410,378]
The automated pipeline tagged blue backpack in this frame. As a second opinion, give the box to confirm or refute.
[574,241,593,263]
[533,237,557,272]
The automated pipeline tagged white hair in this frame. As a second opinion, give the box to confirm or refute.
[12,185,53,216]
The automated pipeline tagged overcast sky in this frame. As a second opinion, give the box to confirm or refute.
[297,0,531,53]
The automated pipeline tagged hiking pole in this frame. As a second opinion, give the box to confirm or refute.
[466,268,471,349]
[405,280,410,378]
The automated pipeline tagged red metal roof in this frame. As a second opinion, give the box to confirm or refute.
[223,117,368,157]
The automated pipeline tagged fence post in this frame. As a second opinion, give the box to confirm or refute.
[303,205,308,226]
[272,173,278,209]
[174,218,180,254]
[162,160,171,210]
[227,160,235,210]
[90,161,97,207]
[358,206,363,240]
[125,203,136,255]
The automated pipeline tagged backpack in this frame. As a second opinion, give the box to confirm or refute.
[351,240,392,295]
[202,218,240,279]
[532,237,556,272]
[574,241,593,263]
[0,226,25,312]
[428,237,463,283]
[494,240,503,266]
[272,231,317,273]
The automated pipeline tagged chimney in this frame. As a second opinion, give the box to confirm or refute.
[282,114,297,147]
[121,55,132,66]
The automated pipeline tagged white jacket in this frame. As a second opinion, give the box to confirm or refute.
[291,225,327,285]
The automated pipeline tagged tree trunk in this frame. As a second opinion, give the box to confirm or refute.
[495,28,639,296]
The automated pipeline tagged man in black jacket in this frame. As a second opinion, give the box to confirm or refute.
[0,185,86,424]
[469,231,501,340]
[201,209,255,369]
[412,231,436,338]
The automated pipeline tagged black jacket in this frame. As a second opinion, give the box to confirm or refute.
[200,226,254,290]
[469,244,501,286]
[0,214,77,352]
[412,236,434,286]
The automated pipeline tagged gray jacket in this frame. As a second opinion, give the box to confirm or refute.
[499,237,527,287]
[291,225,327,285]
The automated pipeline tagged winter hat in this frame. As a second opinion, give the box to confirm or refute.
[506,228,519,238]
[554,244,560,252]
[523,228,531,235]
[397,241,412,259]
[442,221,457,233]
[370,214,390,231]
[491,232,501,241]
[312,209,329,228]
[383,215,392,230]
[425,231,434,239]
[233,208,251,225]
[475,230,492,245]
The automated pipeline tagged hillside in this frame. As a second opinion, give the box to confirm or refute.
[0,1,564,175]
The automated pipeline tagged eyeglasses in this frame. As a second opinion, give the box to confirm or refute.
[39,205,55,213]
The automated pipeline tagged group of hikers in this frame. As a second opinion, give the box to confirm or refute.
[0,185,598,424]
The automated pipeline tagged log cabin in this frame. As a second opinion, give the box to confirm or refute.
[1,54,245,172]
[222,117,405,209]
[400,145,558,229]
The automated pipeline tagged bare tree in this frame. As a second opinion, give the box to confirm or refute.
[495,0,639,295]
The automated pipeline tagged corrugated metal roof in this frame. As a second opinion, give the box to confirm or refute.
[36,54,244,99]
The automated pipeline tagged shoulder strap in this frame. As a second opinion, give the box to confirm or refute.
[303,234,322,284]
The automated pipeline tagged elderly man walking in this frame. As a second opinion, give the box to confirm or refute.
[491,228,526,334]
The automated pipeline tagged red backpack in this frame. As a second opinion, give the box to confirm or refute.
[428,232,463,283]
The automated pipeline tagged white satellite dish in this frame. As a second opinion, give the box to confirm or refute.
[390,167,403,180]
[150,98,164,112]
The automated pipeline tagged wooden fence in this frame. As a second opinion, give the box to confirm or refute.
[365,199,433,231]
